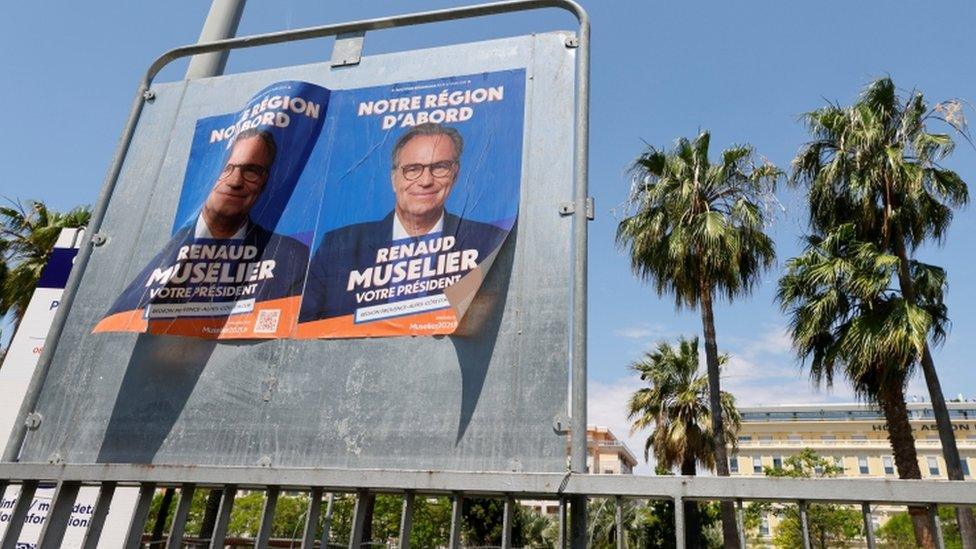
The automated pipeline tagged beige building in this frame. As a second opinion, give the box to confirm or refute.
[731,401,976,539]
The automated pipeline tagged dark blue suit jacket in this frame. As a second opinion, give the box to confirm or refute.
[299,211,507,322]
[105,221,310,317]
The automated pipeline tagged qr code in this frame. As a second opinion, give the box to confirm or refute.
[254,309,281,334]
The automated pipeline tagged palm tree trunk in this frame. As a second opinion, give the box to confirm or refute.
[681,456,702,549]
[891,236,976,546]
[699,280,739,548]
[879,383,935,548]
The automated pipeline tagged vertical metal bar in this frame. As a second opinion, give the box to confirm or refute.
[736,499,746,549]
[502,495,514,549]
[861,502,876,549]
[123,483,157,549]
[150,487,176,544]
[448,492,463,549]
[930,505,945,549]
[398,491,414,549]
[323,492,335,544]
[208,485,237,549]
[82,482,116,549]
[569,496,586,549]
[350,489,370,549]
[36,480,81,549]
[558,498,567,549]
[569,6,592,544]
[798,500,811,549]
[615,496,625,549]
[1,481,38,549]
[302,487,323,549]
[673,497,685,549]
[185,0,247,79]
[166,484,196,549]
[254,486,279,549]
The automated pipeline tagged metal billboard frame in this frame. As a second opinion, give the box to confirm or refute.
[2,0,591,545]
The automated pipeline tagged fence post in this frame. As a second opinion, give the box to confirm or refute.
[861,502,876,549]
[798,500,811,549]
[674,497,685,549]
[930,505,945,549]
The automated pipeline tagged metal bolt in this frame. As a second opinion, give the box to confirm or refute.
[25,412,43,430]
[143,89,156,102]
[258,455,272,467]
[48,452,64,465]
[91,233,108,247]
[564,36,579,48]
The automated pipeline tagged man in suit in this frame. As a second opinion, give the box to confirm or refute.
[99,128,309,322]
[299,123,508,324]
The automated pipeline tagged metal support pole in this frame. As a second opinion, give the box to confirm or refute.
[736,499,746,549]
[615,496,625,549]
[1,481,38,549]
[82,482,116,549]
[674,497,685,549]
[501,495,514,549]
[798,500,811,549]
[36,480,81,549]
[449,492,463,549]
[399,491,415,549]
[166,484,196,549]
[862,502,876,549]
[254,486,279,549]
[185,0,246,79]
[930,505,945,549]
[302,487,323,549]
[568,0,592,541]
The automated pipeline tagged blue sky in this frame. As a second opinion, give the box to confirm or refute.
[3,1,975,467]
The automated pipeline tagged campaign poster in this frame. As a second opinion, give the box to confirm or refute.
[296,69,525,338]
[94,81,329,339]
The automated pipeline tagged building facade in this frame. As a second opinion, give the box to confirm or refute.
[731,401,976,539]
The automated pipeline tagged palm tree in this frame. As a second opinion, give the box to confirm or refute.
[777,224,946,547]
[618,131,779,547]
[792,77,975,542]
[0,199,90,328]
[627,336,740,548]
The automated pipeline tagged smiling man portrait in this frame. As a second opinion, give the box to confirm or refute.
[299,122,509,325]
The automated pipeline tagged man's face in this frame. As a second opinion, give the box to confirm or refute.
[204,136,273,222]
[391,134,458,222]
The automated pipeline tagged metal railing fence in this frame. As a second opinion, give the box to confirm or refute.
[1,463,974,549]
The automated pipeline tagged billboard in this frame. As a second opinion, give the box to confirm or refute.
[19,32,574,473]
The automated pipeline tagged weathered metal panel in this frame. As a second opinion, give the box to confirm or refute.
[19,31,575,472]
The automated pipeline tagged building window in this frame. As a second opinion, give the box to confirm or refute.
[927,456,940,476]
[773,455,783,470]
[883,456,895,475]
[962,459,970,477]
[730,455,738,473]
[759,517,770,537]
[851,434,867,441]
[759,435,773,442]
[814,462,824,476]
[753,456,763,474]
[787,434,801,443]
[834,456,844,473]
[858,456,869,475]
[738,435,752,443]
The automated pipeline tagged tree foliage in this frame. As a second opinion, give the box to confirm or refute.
[0,199,90,325]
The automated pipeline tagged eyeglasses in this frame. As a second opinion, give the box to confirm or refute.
[219,163,269,184]
[396,160,457,181]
